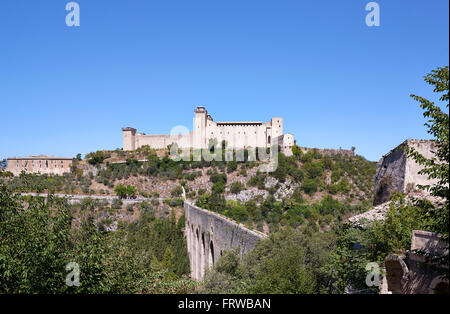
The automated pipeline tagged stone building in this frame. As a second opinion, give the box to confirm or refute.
[122,106,294,154]
[374,139,438,205]
[7,155,76,176]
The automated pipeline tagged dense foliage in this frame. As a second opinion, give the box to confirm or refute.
[0,182,194,293]
[199,226,334,294]
[407,65,449,275]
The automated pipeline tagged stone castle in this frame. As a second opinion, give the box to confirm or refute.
[122,106,295,154]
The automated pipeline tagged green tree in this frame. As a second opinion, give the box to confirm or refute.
[407,65,449,274]
[125,185,137,198]
[302,178,319,195]
[114,184,127,199]
[114,184,136,199]
[86,151,108,165]
[199,228,333,294]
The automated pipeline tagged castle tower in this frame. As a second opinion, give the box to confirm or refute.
[270,117,283,146]
[193,106,207,149]
[122,127,136,151]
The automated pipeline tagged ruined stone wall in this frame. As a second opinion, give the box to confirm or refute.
[374,139,438,205]
[383,230,449,294]
[404,140,438,192]
[373,144,407,205]
[301,147,355,158]
[185,202,266,281]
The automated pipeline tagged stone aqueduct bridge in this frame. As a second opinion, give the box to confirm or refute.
[185,202,267,281]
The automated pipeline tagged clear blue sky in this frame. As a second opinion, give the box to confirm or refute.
[0,0,448,162]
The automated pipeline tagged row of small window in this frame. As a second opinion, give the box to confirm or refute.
[16,160,65,168]
[211,131,257,135]
[209,131,278,135]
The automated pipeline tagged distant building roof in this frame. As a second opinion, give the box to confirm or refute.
[216,121,263,126]
[7,156,75,160]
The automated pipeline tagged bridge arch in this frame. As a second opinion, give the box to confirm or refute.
[201,232,206,278]
[209,240,215,266]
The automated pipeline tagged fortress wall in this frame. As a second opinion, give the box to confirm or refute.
[300,147,355,158]
[135,133,192,149]
[205,122,269,148]
[185,202,266,281]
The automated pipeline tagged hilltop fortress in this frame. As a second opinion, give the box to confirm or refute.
[122,106,295,154]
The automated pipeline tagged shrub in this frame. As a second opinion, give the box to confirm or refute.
[114,184,137,199]
[230,182,243,194]
[210,172,227,184]
[303,161,324,179]
[248,173,266,189]
[112,198,123,209]
[126,204,134,212]
[331,169,343,183]
[164,198,184,207]
[171,186,183,197]
[86,151,109,165]
[226,161,238,173]
[212,182,225,194]
[301,178,319,195]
